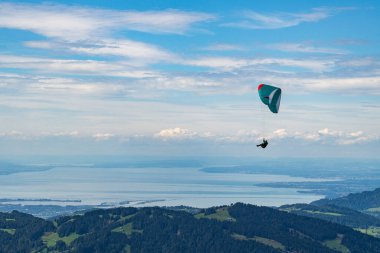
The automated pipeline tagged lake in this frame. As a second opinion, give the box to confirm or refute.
[0,166,329,207]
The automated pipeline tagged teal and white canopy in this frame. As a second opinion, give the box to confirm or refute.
[258,84,282,113]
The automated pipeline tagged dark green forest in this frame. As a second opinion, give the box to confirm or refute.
[1,203,380,253]
[313,188,380,211]
[279,203,380,229]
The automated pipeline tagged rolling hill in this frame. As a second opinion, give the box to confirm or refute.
[1,203,380,253]
[312,187,380,218]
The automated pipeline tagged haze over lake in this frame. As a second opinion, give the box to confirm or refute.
[0,165,329,208]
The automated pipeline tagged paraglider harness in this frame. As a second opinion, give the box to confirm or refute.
[256,139,268,149]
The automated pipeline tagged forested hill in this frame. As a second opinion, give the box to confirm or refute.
[279,203,380,230]
[1,203,380,253]
[312,188,380,217]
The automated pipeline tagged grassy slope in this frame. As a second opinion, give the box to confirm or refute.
[42,232,79,247]
[195,207,236,222]
[231,233,285,251]
[323,234,350,253]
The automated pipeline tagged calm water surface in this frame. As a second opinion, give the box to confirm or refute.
[0,167,328,207]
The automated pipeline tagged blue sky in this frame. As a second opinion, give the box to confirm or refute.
[0,0,379,158]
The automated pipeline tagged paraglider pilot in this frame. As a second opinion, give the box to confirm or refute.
[256,139,268,149]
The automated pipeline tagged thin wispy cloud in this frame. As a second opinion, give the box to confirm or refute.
[340,57,379,67]
[281,76,380,93]
[201,43,245,51]
[269,43,347,54]
[185,56,335,72]
[0,3,211,66]
[0,54,159,78]
[224,7,353,29]
[69,39,175,61]
[24,39,176,64]
[0,2,215,39]
[2,53,380,97]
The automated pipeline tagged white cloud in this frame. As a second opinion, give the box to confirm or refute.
[218,128,377,145]
[224,7,351,29]
[249,58,335,72]
[2,3,214,67]
[185,57,248,70]
[318,128,341,136]
[337,136,369,145]
[149,56,380,94]
[154,127,198,140]
[260,73,380,95]
[0,2,215,40]
[269,43,347,54]
[295,132,320,141]
[294,128,377,145]
[24,39,176,64]
[272,129,288,138]
[110,9,216,34]
[221,129,289,143]
[0,127,377,147]
[201,43,245,51]
[0,130,81,140]
[93,133,115,141]
[23,41,56,49]
[301,76,380,92]
[0,55,159,78]
[219,130,260,143]
[1,54,379,98]
[185,56,335,72]
[69,39,176,62]
[143,75,224,91]
[41,131,80,137]
[350,131,363,137]
[0,130,23,137]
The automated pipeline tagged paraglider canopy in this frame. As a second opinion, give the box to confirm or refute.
[258,84,281,113]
